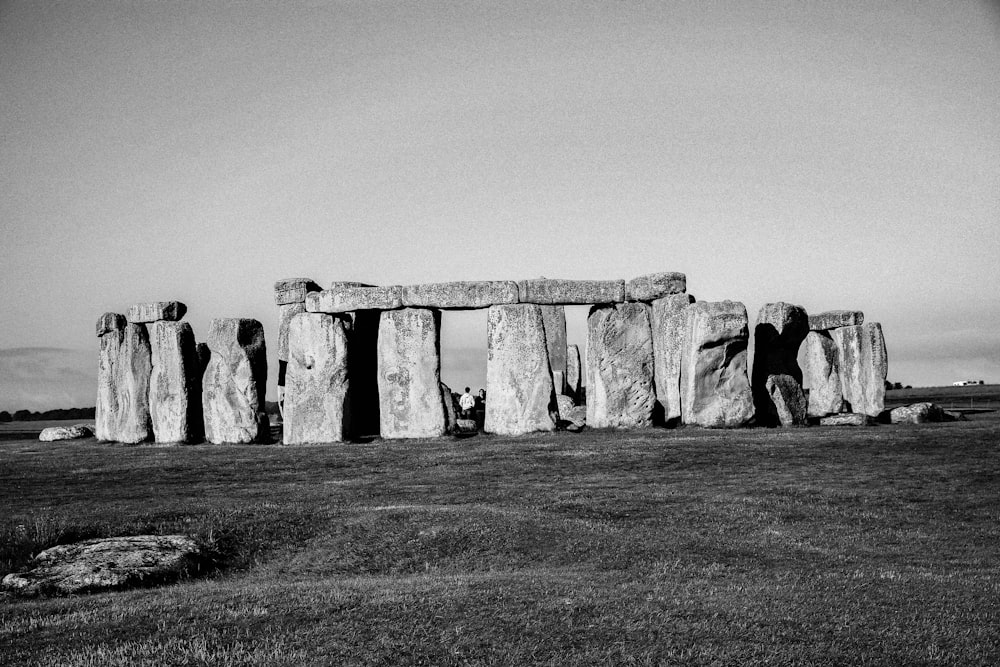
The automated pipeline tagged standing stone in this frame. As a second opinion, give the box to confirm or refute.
[202,318,269,444]
[650,293,695,424]
[586,303,656,429]
[752,303,809,426]
[377,308,446,439]
[127,302,187,324]
[485,304,557,435]
[799,331,845,418]
[539,305,568,375]
[680,301,755,428]
[626,272,687,302]
[277,302,306,361]
[565,344,582,401]
[96,313,126,442]
[283,313,350,444]
[831,322,888,417]
[115,323,153,444]
[440,382,459,434]
[765,374,807,426]
[149,321,202,443]
[552,370,567,396]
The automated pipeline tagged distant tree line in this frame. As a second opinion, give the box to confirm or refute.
[0,407,96,422]
[884,381,911,391]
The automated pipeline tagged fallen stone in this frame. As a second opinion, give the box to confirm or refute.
[455,418,479,435]
[202,318,269,444]
[809,310,864,331]
[752,303,809,426]
[306,285,403,313]
[377,308,446,439]
[820,413,876,426]
[555,393,575,419]
[516,279,625,305]
[127,302,187,324]
[540,305,568,374]
[39,425,91,442]
[96,313,126,442]
[273,278,321,305]
[283,313,350,444]
[566,344,582,401]
[764,374,808,426]
[831,322,888,417]
[626,272,687,301]
[115,323,153,444]
[799,331,845,418]
[1,535,202,596]
[942,410,966,422]
[587,303,656,429]
[148,321,202,444]
[485,304,557,435]
[96,312,126,337]
[680,301,755,428]
[276,301,306,361]
[650,293,695,424]
[401,281,518,309]
[561,405,587,431]
[890,402,945,424]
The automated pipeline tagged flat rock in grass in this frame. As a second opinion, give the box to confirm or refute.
[127,302,187,324]
[890,402,944,424]
[626,272,687,302]
[283,313,350,444]
[1,535,202,597]
[650,293,695,424]
[800,331,845,418]
[39,425,91,442]
[149,321,202,443]
[820,413,876,426]
[831,322,888,417]
[809,310,864,331]
[115,323,153,444]
[401,281,518,309]
[942,410,966,422]
[566,344,582,401]
[202,318,269,444]
[517,279,625,305]
[377,308,446,439]
[273,278,321,305]
[586,303,656,429]
[306,285,403,313]
[455,418,479,435]
[96,313,127,442]
[764,374,808,426]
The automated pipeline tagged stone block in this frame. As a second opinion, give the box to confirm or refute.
[516,279,625,305]
[650,293,695,424]
[586,303,656,429]
[401,281,518,309]
[680,301,755,428]
[149,321,202,443]
[307,285,403,313]
[752,302,809,426]
[115,323,153,444]
[809,310,864,331]
[764,374,808,426]
[831,322,887,417]
[566,344,582,401]
[890,402,944,424]
[377,308,446,439]
[127,302,187,324]
[202,318,269,444]
[273,278,321,305]
[485,304,557,435]
[96,312,126,337]
[820,413,876,426]
[39,425,92,442]
[626,272,687,302]
[800,331,845,418]
[283,313,350,444]
[539,305,567,374]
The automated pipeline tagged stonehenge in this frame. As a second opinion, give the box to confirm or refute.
[93,271,892,445]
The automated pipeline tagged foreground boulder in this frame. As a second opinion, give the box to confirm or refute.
[650,293,695,424]
[283,313,350,444]
[540,305,568,378]
[202,318,269,444]
[587,303,656,428]
[377,308,446,439]
[1,535,202,596]
[39,425,92,442]
[149,321,202,443]
[831,323,888,417]
[799,331,845,418]
[890,402,945,424]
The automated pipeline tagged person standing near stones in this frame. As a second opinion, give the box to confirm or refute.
[459,387,476,418]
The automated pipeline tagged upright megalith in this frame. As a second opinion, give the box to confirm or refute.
[765,374,807,426]
[650,293,695,424]
[680,301,755,428]
[485,304,557,435]
[115,323,153,444]
[377,308,446,439]
[149,321,202,443]
[830,322,888,417]
[202,318,269,444]
[586,303,656,429]
[283,313,350,444]
[565,344,582,401]
[275,278,321,362]
[752,302,809,426]
[96,313,126,442]
[540,305,568,388]
[799,331,845,418]
[626,272,686,302]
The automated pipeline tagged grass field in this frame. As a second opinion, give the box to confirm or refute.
[1,389,999,665]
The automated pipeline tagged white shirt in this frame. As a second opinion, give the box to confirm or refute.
[459,393,476,410]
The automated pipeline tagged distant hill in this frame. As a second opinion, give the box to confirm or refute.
[0,406,95,422]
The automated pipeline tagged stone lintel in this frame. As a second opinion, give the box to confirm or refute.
[625,272,687,302]
[306,285,403,313]
[517,279,625,305]
[127,302,187,324]
[274,278,322,305]
[400,281,518,309]
[96,312,127,337]
[808,310,864,331]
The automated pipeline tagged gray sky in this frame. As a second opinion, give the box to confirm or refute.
[1,1,998,410]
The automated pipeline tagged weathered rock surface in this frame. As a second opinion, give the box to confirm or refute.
[202,318,269,444]
[680,301,755,428]
[283,313,350,444]
[148,321,202,443]
[561,405,587,431]
[764,374,808,426]
[401,281,518,309]
[127,302,187,324]
[441,382,459,433]
[273,278,321,305]
[650,293,695,424]
[276,301,306,361]
[485,304,557,435]
[96,313,126,442]
[306,285,403,313]
[586,303,656,429]
[1,535,202,596]
[831,322,888,417]
[626,272,687,302]
[115,323,153,444]
[552,370,567,395]
[752,303,809,426]
[516,279,625,305]
[39,425,92,442]
[96,312,126,337]
[809,310,864,331]
[890,402,944,424]
[539,305,568,374]
[566,344,582,401]
[377,308,446,439]
[555,393,575,418]
[820,413,876,426]
[799,331,845,418]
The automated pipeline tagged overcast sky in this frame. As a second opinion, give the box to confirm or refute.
[1,1,998,410]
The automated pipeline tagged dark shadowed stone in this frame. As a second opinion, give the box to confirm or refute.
[586,303,656,429]
[831,322,888,417]
[764,374,808,426]
[202,318,269,444]
[752,302,809,426]
[273,278,321,305]
[115,323,153,444]
[401,281,519,309]
[566,344,582,401]
[96,314,126,442]
[539,305,567,376]
[1,535,202,596]
[149,321,202,443]
[650,293,695,424]
[626,272,687,302]
[306,286,403,313]
[890,402,944,424]
[799,331,845,418]
[39,425,91,442]
[345,311,382,439]
[377,308,446,438]
[680,301,755,428]
[127,302,187,324]
[196,343,210,374]
[96,312,126,337]
[516,279,625,305]
[485,304,556,435]
[283,313,350,444]
[820,413,876,426]
[809,310,864,331]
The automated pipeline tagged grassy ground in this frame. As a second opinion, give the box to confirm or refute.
[1,406,999,664]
